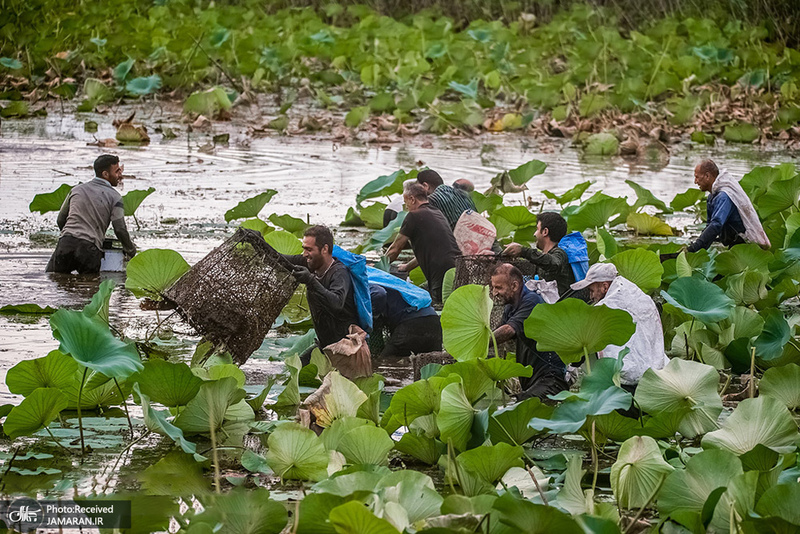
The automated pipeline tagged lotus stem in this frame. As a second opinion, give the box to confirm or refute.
[448,439,463,495]
[622,475,666,534]
[583,346,591,374]
[591,421,599,494]
[525,464,549,506]
[490,329,499,360]
[686,396,721,429]
[291,498,300,534]
[208,395,221,494]
[113,378,134,435]
[45,427,71,454]
[749,347,756,399]
[77,367,88,456]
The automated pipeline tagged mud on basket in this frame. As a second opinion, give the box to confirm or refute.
[164,228,298,364]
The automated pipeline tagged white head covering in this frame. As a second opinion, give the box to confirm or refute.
[570,263,618,291]
[712,169,771,249]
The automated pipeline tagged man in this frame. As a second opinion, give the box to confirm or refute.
[503,212,575,296]
[284,225,360,364]
[452,179,475,193]
[369,284,442,357]
[491,263,568,400]
[570,263,668,390]
[47,154,137,274]
[688,159,770,252]
[417,169,477,230]
[386,182,460,303]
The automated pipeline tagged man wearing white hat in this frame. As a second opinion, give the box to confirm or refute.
[570,263,669,390]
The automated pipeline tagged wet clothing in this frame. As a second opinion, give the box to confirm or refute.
[501,286,568,400]
[520,245,575,297]
[284,256,359,349]
[688,191,746,252]
[427,184,477,230]
[47,177,135,274]
[49,235,104,274]
[399,203,460,303]
[370,285,441,357]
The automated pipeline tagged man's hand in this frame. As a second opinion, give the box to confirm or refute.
[123,245,137,260]
[503,243,523,257]
[397,263,409,272]
[292,265,316,285]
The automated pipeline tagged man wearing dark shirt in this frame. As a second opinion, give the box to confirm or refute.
[369,284,442,357]
[386,182,460,303]
[283,225,359,364]
[504,212,575,296]
[490,263,567,400]
[687,160,747,252]
[417,169,477,230]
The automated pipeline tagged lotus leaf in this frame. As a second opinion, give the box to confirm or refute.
[595,226,619,259]
[345,106,370,128]
[494,206,537,228]
[524,299,635,364]
[660,276,734,324]
[657,450,743,528]
[189,488,288,534]
[126,75,161,96]
[675,249,715,280]
[584,133,619,155]
[239,218,273,237]
[29,183,73,214]
[312,468,386,496]
[266,422,328,482]
[139,450,211,496]
[393,432,444,465]
[488,397,553,445]
[125,249,190,300]
[542,180,592,206]
[305,371,368,428]
[435,361,494,404]
[375,470,442,524]
[608,248,663,292]
[723,122,760,143]
[122,187,155,216]
[203,363,246,387]
[134,384,206,462]
[357,202,386,230]
[437,382,476,451]
[555,454,590,515]
[626,180,672,213]
[441,285,493,361]
[457,443,524,486]
[132,360,203,407]
[740,163,797,200]
[360,212,406,253]
[268,213,310,236]
[634,358,723,438]
[3,388,68,439]
[566,193,629,232]
[296,493,357,534]
[382,375,457,432]
[670,188,705,211]
[83,77,113,103]
[50,308,142,379]
[477,357,532,382]
[715,243,773,275]
[355,169,412,205]
[329,501,400,534]
[0,303,57,314]
[173,377,246,434]
[626,212,673,236]
[610,436,673,509]
[725,268,769,305]
[753,309,792,364]
[529,386,632,434]
[184,87,233,117]
[702,396,798,457]
[83,279,114,323]
[491,492,584,534]
[759,363,800,410]
[336,424,394,466]
[753,483,800,528]
[470,191,503,214]
[442,268,456,303]
[224,190,278,222]
[0,57,22,69]
[756,173,800,218]
[708,471,759,534]
[6,350,78,397]
[59,370,130,410]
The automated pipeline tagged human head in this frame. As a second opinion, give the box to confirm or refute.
[416,169,443,196]
[302,225,334,272]
[403,181,429,212]
[535,212,568,251]
[694,159,719,193]
[490,263,524,305]
[453,178,474,193]
[94,154,122,186]
[570,263,618,303]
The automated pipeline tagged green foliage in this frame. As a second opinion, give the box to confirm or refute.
[611,436,673,509]
[29,183,73,214]
[441,285,493,361]
[122,187,155,216]
[661,276,735,323]
[608,248,663,292]
[184,87,232,117]
[3,388,68,439]
[131,360,203,407]
[224,191,278,222]
[267,422,329,481]
[584,133,619,155]
[125,249,190,299]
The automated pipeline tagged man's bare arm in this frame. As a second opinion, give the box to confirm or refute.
[492,324,516,344]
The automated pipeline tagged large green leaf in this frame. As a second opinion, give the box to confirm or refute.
[0,303,56,315]
[359,212,406,253]
[702,396,799,456]
[740,163,797,201]
[336,424,394,466]
[356,169,413,205]
[224,191,278,222]
[488,397,553,445]
[50,308,143,379]
[759,363,800,410]
[122,187,156,216]
[753,483,800,529]
[263,230,302,254]
[494,206,537,228]
[524,299,635,364]
[508,159,547,186]
[6,350,78,396]
[83,279,115,323]
[273,354,302,407]
[457,443,524,486]
[437,382,476,452]
[134,383,206,462]
[724,269,769,305]
[543,181,592,206]
[268,213,310,236]
[610,436,673,509]
[584,133,619,155]
[608,249,663,292]
[29,183,73,214]
[131,360,203,407]
[305,371,368,428]
[634,358,723,438]
[715,244,773,275]
[626,213,673,236]
[435,361,494,404]
[529,386,632,434]
[126,75,162,96]
[566,193,629,232]
[375,470,442,525]
[657,450,743,529]
[328,501,400,534]
[266,422,329,481]
[173,377,246,434]
[661,276,735,324]
[3,388,68,439]
[626,180,672,213]
[184,87,233,117]
[393,432,444,465]
[125,249,190,299]
[441,285,492,361]
[754,309,791,362]
[670,188,705,212]
[756,173,800,218]
[491,492,584,534]
[189,488,288,534]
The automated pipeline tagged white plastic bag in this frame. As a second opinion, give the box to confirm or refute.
[525,278,559,304]
[453,210,496,256]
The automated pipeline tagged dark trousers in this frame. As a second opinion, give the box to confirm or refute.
[46,235,103,274]
[382,315,442,358]
[517,372,569,402]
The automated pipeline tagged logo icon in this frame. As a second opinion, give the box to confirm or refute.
[4,498,44,532]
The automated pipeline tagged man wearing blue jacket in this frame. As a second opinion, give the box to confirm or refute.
[369,284,442,357]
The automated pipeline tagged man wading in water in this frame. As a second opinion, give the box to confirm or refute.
[283,225,359,366]
[46,154,137,274]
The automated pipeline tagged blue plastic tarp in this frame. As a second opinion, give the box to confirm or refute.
[559,231,589,282]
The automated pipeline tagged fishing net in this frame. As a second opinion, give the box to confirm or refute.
[453,254,538,289]
[164,228,298,365]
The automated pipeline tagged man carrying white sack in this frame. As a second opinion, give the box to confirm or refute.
[688,159,770,252]
[569,263,669,394]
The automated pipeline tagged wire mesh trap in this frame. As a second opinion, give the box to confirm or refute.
[453,254,538,289]
[164,228,299,365]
